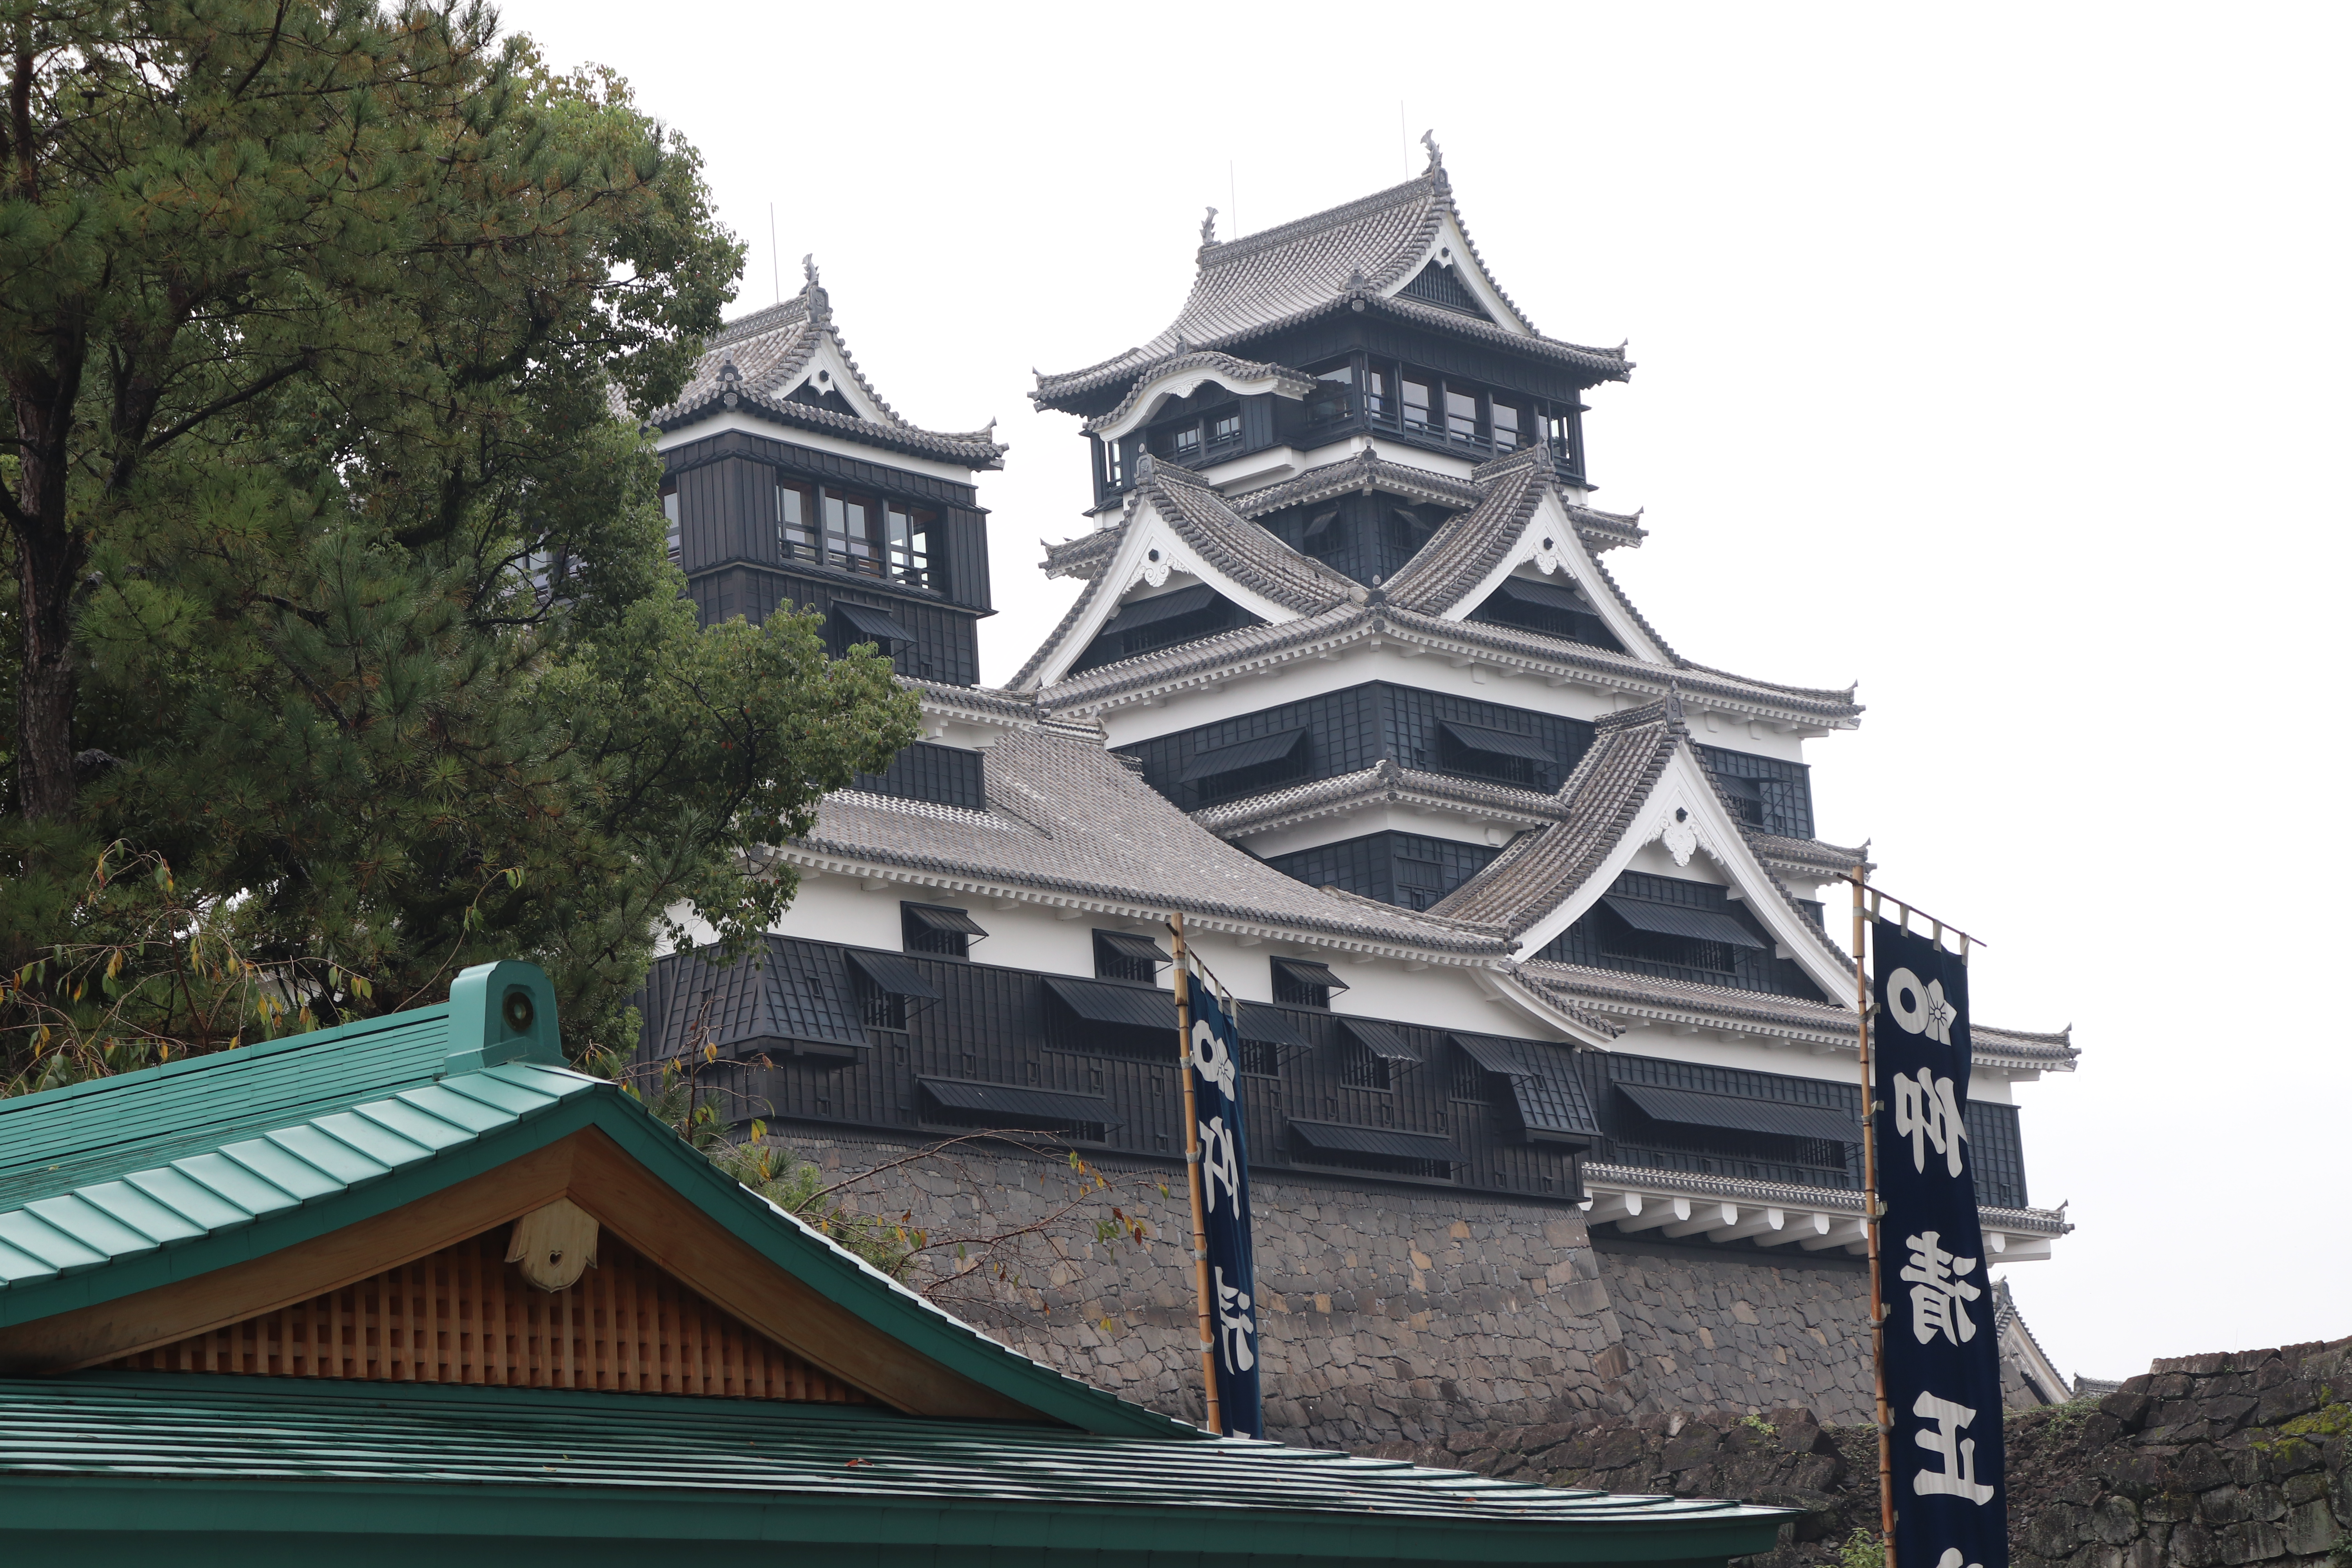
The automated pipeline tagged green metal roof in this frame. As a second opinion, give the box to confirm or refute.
[0,1374,1787,1564]
[0,962,1187,1439]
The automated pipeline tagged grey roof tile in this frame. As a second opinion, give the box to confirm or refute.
[1227,451,1483,517]
[1429,703,1683,931]
[1082,352,1318,435]
[1190,759,1565,839]
[795,726,1513,956]
[1008,456,1359,691]
[1034,166,1628,407]
[1514,962,2077,1071]
[648,270,1007,468]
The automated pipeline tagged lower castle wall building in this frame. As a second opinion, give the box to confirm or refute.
[775,1131,1881,1447]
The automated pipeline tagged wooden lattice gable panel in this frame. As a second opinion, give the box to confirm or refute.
[110,1220,865,1403]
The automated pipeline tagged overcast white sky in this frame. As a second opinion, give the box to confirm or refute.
[500,0,2349,1381]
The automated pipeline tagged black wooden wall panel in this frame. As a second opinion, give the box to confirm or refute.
[1533,869,1835,1002]
[1580,1049,1866,1191]
[1698,745,1817,840]
[689,568,980,686]
[634,940,1583,1202]
[1116,682,1596,809]
[1264,831,1499,911]
[662,429,991,611]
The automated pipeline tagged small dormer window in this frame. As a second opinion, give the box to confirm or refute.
[902,902,986,959]
[1170,423,1201,460]
[1271,956,1347,1010]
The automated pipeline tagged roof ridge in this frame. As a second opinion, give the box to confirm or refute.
[1199,174,1437,267]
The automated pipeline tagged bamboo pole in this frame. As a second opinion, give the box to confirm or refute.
[1169,911,1224,1435]
[1854,867,1896,1568]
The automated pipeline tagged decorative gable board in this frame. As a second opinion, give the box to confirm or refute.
[110,1220,867,1404]
[1439,486,1671,664]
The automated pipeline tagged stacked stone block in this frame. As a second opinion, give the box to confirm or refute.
[1597,1241,1878,1425]
[2008,1339,2348,1568]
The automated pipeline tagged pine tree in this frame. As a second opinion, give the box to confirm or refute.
[0,3,920,1078]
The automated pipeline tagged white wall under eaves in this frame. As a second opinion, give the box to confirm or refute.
[655,407,980,485]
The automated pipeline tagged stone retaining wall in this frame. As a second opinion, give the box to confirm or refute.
[795,1131,1883,1447]
[1365,1336,2351,1568]
[1597,1240,1877,1426]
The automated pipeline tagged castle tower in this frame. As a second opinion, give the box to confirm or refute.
[638,160,2076,1447]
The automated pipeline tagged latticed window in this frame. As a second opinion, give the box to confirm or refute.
[1093,929,1169,985]
[901,902,985,960]
[1450,1048,1490,1102]
[1271,956,1345,1010]
[1341,1046,1392,1091]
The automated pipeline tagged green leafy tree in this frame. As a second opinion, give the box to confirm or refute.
[0,1,920,1082]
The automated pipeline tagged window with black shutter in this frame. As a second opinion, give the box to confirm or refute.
[1093,929,1170,985]
[1270,956,1347,1010]
[901,902,986,960]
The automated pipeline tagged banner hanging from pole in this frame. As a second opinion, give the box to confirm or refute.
[1873,917,2006,1568]
[1184,976,1264,1438]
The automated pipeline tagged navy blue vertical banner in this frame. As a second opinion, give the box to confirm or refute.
[1184,978,1263,1438]
[1873,918,2005,1568]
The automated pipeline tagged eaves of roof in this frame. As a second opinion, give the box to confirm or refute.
[1081,351,1319,436]
[1025,599,1860,727]
[1190,759,1566,840]
[648,278,1006,469]
[1043,526,1122,582]
[1428,707,1682,932]
[1516,961,2078,1072]
[1036,287,1631,410]
[656,386,1006,468]
[1582,1161,2074,1238]
[0,1376,1789,1561]
[787,728,1514,960]
[1752,833,1877,881]
[1033,168,1629,410]
[1009,457,1361,691]
[1228,451,1483,518]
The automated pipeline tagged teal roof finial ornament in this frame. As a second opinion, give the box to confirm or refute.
[441,960,563,1077]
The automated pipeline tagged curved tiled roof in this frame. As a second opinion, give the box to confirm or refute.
[1521,962,2079,1074]
[649,273,1007,468]
[1752,833,1875,882]
[1041,527,1122,582]
[1381,447,1554,613]
[1228,450,1484,518]
[796,726,1513,957]
[1428,702,1684,932]
[1190,759,1565,840]
[1081,352,1318,436]
[1007,456,1359,691]
[1034,166,1629,408]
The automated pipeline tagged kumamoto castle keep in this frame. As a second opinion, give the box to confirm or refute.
[0,144,2126,1564]
[632,144,2082,1445]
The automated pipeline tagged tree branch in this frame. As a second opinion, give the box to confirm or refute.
[137,350,316,459]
